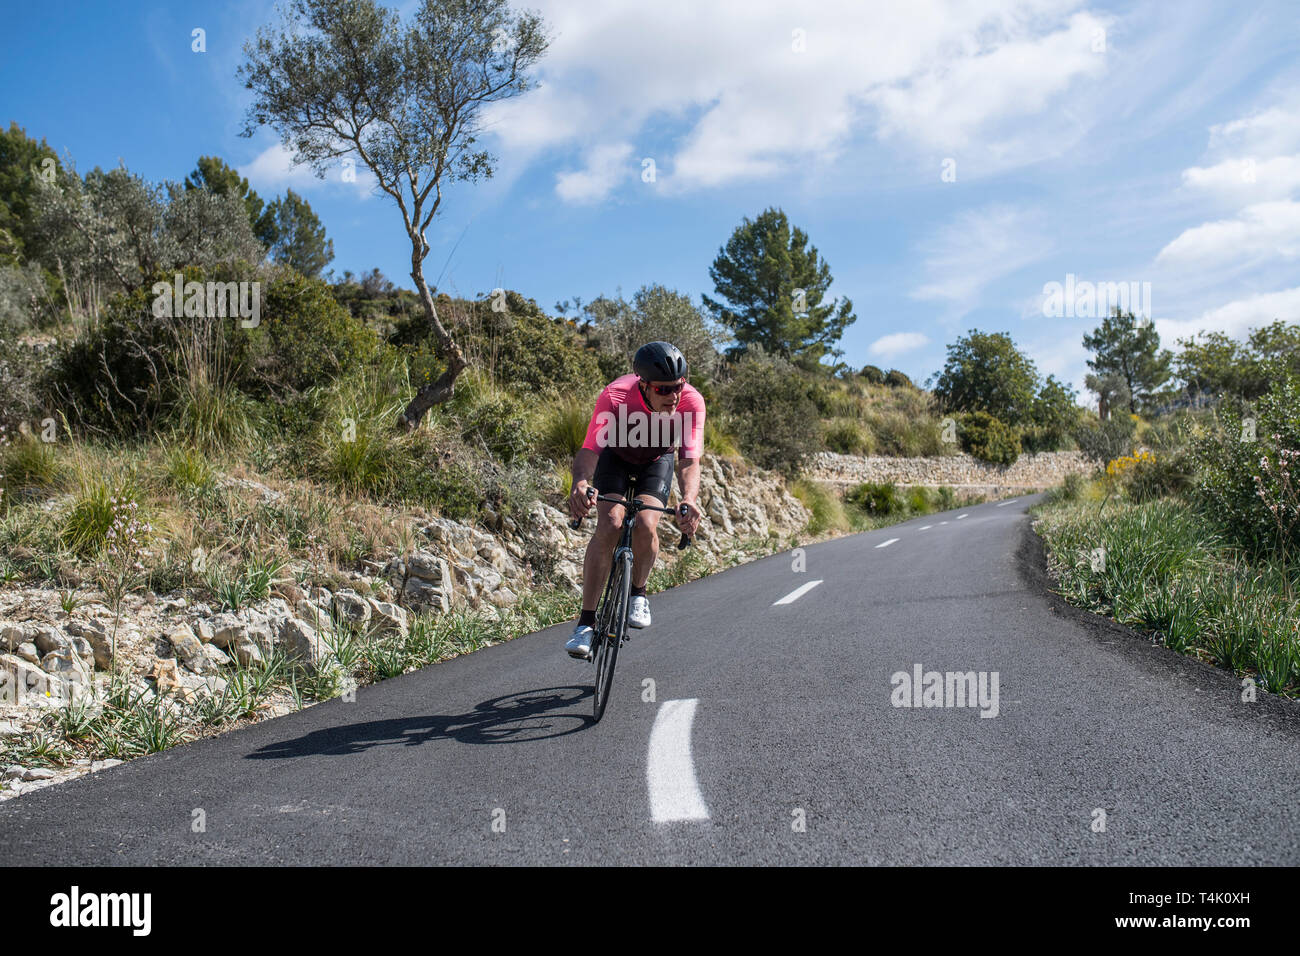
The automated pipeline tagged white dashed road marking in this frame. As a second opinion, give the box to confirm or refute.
[919,525,933,531]
[957,514,968,520]
[647,699,709,823]
[875,538,899,549]
[773,580,823,605]
[997,498,1020,507]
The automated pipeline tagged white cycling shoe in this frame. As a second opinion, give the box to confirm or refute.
[565,624,595,660]
[628,595,651,629]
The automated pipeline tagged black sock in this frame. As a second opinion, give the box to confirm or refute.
[579,609,597,627]
[631,585,647,597]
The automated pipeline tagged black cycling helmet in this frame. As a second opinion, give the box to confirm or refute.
[633,341,688,382]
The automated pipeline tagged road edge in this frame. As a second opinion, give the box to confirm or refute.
[1014,513,1300,735]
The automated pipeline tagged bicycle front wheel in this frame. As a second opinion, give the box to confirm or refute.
[592,550,631,722]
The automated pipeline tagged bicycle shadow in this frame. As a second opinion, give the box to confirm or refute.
[247,685,595,760]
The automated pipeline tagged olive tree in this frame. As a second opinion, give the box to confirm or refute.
[238,0,550,428]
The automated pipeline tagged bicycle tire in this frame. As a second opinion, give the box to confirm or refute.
[592,549,631,721]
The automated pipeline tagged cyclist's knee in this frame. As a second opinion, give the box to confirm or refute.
[596,510,623,537]
[632,514,659,543]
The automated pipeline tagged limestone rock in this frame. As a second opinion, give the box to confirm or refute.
[276,618,327,672]
[31,624,67,656]
[148,658,183,695]
[404,578,450,614]
[230,635,264,667]
[367,600,409,638]
[209,613,246,649]
[333,590,372,627]
[168,625,205,672]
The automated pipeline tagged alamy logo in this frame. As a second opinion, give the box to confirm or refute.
[1041,273,1151,321]
[890,664,1000,718]
[49,886,151,936]
[592,406,695,449]
[151,273,261,328]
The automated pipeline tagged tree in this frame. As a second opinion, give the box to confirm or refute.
[1024,373,1080,452]
[587,284,727,384]
[931,330,1039,426]
[184,156,265,227]
[255,189,334,277]
[717,350,821,478]
[1082,307,1171,415]
[702,207,855,363]
[239,0,549,428]
[0,122,61,262]
[1175,320,1300,402]
[29,160,264,319]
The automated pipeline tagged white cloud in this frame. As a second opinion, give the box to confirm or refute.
[555,142,636,203]
[867,11,1109,150]
[481,0,1121,202]
[1181,155,1300,201]
[1156,285,1300,346]
[1208,103,1300,157]
[912,204,1052,304]
[1155,199,1300,267]
[240,143,376,199]
[869,332,930,358]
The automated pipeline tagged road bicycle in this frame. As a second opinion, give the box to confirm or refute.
[568,477,691,721]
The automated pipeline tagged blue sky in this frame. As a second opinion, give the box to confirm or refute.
[4,0,1300,401]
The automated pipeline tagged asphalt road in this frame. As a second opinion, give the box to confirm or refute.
[4,495,1299,865]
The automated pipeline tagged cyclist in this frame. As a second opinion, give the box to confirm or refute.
[565,341,705,658]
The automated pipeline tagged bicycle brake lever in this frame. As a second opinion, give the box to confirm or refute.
[568,487,596,530]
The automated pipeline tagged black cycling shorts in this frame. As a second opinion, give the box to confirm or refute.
[592,447,675,506]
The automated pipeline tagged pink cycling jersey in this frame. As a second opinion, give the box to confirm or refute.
[581,374,706,465]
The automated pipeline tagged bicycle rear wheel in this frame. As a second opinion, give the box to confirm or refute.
[592,550,631,722]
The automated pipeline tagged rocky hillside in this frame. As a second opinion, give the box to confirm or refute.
[1,455,809,799]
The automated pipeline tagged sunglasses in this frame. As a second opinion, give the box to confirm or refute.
[646,382,684,396]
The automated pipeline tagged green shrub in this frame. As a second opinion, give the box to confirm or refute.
[958,411,1021,465]
[859,365,885,385]
[845,481,905,516]
[163,445,215,491]
[718,355,820,478]
[1191,376,1300,555]
[46,266,379,438]
[392,445,541,524]
[934,486,956,511]
[790,479,849,535]
[442,371,537,465]
[242,268,380,396]
[1047,471,1088,504]
[865,409,944,457]
[1074,414,1137,465]
[165,378,260,453]
[905,486,931,513]
[822,418,874,455]
[884,369,913,389]
[704,415,740,458]
[1,434,60,490]
[541,396,589,461]
[62,478,140,554]
[402,292,605,397]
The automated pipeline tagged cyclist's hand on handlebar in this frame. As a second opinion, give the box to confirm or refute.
[677,498,703,537]
[569,480,596,523]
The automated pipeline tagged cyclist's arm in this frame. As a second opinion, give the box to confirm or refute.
[675,456,701,506]
[571,447,598,486]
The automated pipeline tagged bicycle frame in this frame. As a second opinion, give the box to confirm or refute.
[568,477,691,721]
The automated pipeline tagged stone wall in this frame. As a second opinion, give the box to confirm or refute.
[808,450,1092,495]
